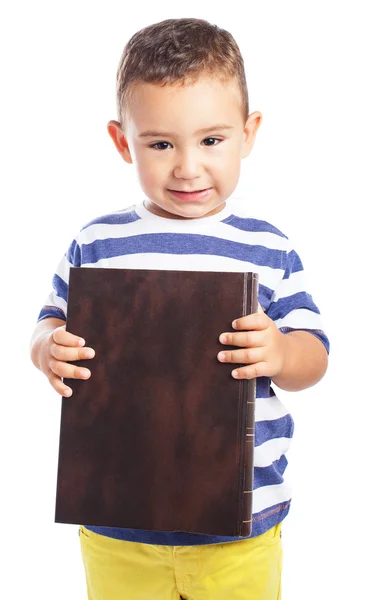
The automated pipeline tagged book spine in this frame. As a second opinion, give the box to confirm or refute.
[239,272,259,536]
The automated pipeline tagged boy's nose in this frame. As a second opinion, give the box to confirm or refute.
[173,151,200,179]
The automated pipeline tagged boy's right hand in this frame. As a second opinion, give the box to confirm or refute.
[41,324,95,397]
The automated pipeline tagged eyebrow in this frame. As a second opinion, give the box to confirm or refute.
[138,124,234,138]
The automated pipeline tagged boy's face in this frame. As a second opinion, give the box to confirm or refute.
[108,75,261,219]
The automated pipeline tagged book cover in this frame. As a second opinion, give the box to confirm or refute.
[55,268,258,536]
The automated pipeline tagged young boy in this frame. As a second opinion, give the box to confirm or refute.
[30,18,329,600]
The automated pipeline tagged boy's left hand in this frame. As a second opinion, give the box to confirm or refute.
[217,306,287,380]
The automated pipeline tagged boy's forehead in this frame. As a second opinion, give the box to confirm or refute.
[124,75,245,132]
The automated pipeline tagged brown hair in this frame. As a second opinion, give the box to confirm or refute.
[116,18,249,125]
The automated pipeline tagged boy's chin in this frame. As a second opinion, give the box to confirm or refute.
[182,203,226,219]
[144,199,226,220]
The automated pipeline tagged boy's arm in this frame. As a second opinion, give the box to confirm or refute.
[217,242,329,392]
[270,329,328,391]
[218,312,328,392]
[30,317,95,397]
[30,317,66,371]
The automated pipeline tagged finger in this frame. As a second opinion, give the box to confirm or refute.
[218,347,263,365]
[53,325,86,348]
[47,372,73,397]
[232,313,268,331]
[219,331,264,348]
[49,359,92,380]
[51,343,95,362]
[231,362,269,380]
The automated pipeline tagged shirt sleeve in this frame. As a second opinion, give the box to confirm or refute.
[265,245,330,353]
[37,238,82,322]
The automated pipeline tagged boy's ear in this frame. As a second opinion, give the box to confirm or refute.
[241,111,262,158]
[107,120,133,164]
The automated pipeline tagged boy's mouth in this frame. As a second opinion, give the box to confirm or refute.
[167,188,213,202]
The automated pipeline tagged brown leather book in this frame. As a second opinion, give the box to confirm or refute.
[55,268,258,536]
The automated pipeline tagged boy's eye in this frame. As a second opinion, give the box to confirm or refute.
[150,141,172,151]
[150,138,222,150]
[203,137,221,146]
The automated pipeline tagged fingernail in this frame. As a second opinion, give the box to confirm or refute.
[219,335,227,344]
[63,389,72,397]
[78,338,85,347]
[232,321,237,328]
[80,369,91,378]
[218,352,226,361]
[232,370,239,378]
[84,349,95,358]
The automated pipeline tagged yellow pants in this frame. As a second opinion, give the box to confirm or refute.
[79,523,282,600]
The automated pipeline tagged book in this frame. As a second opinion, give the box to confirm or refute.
[55,267,258,536]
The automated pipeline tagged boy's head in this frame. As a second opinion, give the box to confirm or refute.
[108,18,261,219]
[116,18,249,126]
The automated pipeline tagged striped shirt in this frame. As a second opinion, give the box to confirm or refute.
[39,201,329,545]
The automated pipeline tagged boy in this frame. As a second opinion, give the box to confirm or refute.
[30,18,329,600]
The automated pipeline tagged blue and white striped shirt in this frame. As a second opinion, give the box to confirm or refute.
[39,201,329,545]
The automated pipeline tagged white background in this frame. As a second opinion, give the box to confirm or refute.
[1,1,378,598]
